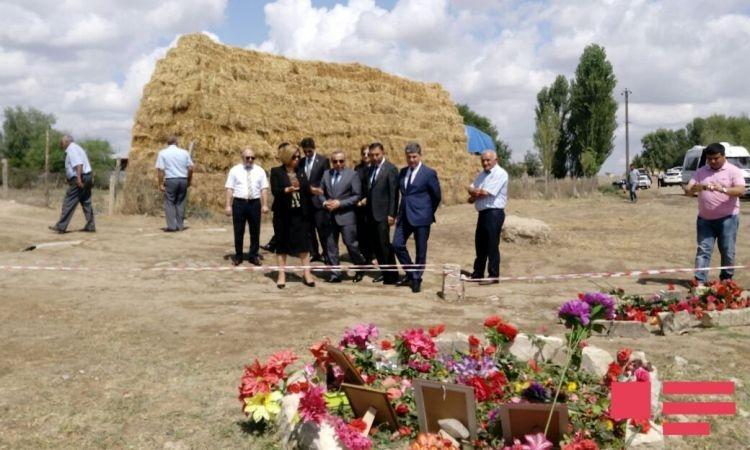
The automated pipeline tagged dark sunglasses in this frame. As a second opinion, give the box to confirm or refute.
[332,159,345,163]
[244,156,255,161]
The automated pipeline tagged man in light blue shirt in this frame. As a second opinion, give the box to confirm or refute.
[49,135,95,233]
[467,150,508,283]
[155,136,194,231]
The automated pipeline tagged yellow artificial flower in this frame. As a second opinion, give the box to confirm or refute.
[514,381,531,393]
[244,391,283,423]
[324,391,349,409]
[606,419,614,431]
[566,382,578,393]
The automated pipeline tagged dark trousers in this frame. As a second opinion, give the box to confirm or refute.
[472,208,505,278]
[392,217,430,281]
[629,183,637,202]
[54,173,95,231]
[369,217,397,282]
[164,177,188,230]
[232,198,261,259]
[325,221,366,276]
[308,208,329,259]
[356,209,373,262]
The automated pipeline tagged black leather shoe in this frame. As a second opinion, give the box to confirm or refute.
[372,275,384,283]
[231,255,242,266]
[248,256,262,266]
[353,272,365,283]
[310,255,324,263]
[79,228,96,232]
[48,225,66,234]
[396,275,411,287]
[411,279,422,293]
[326,274,342,283]
[383,277,398,285]
[260,243,275,252]
[303,279,316,287]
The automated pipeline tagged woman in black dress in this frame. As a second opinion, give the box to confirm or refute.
[270,143,315,288]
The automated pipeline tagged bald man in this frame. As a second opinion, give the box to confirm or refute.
[467,150,508,284]
[49,135,95,233]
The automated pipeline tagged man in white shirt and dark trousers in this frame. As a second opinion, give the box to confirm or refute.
[225,148,269,266]
[468,150,508,284]
[49,135,95,233]
[155,136,194,231]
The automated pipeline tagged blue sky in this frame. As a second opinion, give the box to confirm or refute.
[1,0,749,173]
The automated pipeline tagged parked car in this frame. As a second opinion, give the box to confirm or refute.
[662,167,682,186]
[637,169,652,189]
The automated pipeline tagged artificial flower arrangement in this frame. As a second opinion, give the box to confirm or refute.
[612,279,749,322]
[237,307,651,449]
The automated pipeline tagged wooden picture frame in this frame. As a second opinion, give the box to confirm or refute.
[326,345,365,385]
[497,403,569,445]
[340,383,399,430]
[412,379,478,441]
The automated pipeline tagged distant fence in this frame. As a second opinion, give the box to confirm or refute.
[509,176,602,200]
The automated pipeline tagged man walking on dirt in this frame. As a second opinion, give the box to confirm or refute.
[467,150,508,284]
[155,136,193,231]
[49,135,95,233]
[628,164,639,203]
[684,143,745,284]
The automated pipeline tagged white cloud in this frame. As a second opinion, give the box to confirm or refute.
[256,0,750,173]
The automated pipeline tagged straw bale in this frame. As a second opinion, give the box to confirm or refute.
[122,34,474,214]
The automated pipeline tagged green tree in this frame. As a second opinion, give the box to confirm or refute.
[523,150,542,176]
[456,103,512,162]
[567,44,618,177]
[535,75,570,178]
[78,138,114,173]
[1,106,57,168]
[533,100,561,180]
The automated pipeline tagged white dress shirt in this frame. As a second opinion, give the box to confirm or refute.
[64,142,92,179]
[225,163,269,199]
[471,164,508,210]
[155,145,193,178]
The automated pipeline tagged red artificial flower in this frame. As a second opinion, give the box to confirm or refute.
[562,439,599,450]
[495,322,518,342]
[630,418,651,434]
[398,426,413,437]
[604,362,622,386]
[668,283,675,291]
[484,345,497,356]
[380,339,393,350]
[287,381,310,394]
[468,334,481,347]
[238,359,281,400]
[465,376,491,402]
[616,348,632,366]
[487,371,507,398]
[298,385,328,424]
[484,315,503,328]
[577,292,585,300]
[309,338,331,368]
[428,324,446,338]
[349,418,367,433]
[267,349,298,372]
[395,403,410,416]
[528,359,541,373]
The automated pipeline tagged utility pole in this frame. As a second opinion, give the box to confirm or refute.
[622,88,632,175]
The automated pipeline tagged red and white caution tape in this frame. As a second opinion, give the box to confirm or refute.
[460,265,746,283]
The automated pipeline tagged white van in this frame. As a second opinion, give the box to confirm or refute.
[681,142,750,196]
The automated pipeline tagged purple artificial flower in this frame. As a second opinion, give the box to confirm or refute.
[558,300,591,326]
[522,382,550,403]
[582,292,616,320]
[445,354,500,382]
[340,323,379,350]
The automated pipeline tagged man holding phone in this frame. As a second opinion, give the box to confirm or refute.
[684,143,745,283]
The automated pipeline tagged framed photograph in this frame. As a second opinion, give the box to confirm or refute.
[413,379,478,441]
[325,345,365,385]
[340,383,399,430]
[497,403,569,445]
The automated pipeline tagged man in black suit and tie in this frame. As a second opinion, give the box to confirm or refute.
[392,142,442,293]
[312,150,367,283]
[365,142,399,284]
[354,145,373,263]
[299,137,330,263]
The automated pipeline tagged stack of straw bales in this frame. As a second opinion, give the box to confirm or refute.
[122,33,475,214]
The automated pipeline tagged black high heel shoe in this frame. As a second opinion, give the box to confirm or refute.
[303,280,315,287]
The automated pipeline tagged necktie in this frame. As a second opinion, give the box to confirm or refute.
[306,159,312,177]
[333,171,340,186]
[370,165,378,186]
[246,167,253,199]
[406,169,413,189]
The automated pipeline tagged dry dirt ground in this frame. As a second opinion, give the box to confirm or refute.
[1,186,748,449]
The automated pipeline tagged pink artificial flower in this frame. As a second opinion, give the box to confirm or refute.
[634,367,650,383]
[399,328,438,359]
[386,387,403,400]
[299,385,328,424]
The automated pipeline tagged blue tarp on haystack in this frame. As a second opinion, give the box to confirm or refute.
[464,125,495,154]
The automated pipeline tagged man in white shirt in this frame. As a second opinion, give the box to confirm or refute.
[225,148,269,266]
[468,150,509,284]
[49,135,95,233]
[155,136,194,231]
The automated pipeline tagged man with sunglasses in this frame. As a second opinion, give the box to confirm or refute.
[225,148,270,266]
[313,150,367,283]
[155,135,193,232]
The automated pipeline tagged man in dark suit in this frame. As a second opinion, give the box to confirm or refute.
[313,150,367,283]
[354,145,373,263]
[299,137,330,263]
[392,142,441,293]
[366,142,399,284]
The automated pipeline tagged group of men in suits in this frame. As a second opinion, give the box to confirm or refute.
[263,138,442,293]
